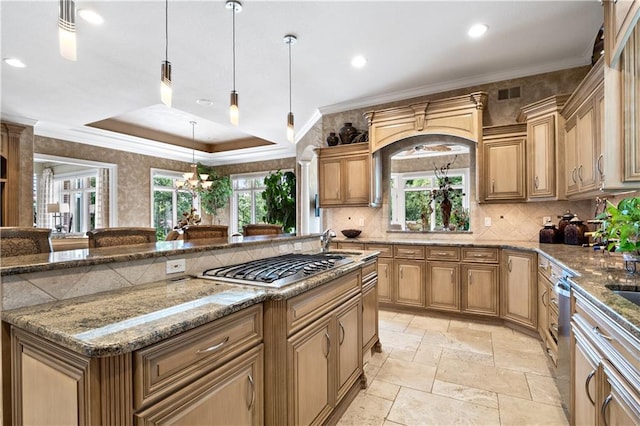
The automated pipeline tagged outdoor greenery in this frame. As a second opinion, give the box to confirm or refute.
[596,196,640,255]
[261,170,296,233]
[152,176,193,240]
[196,164,232,224]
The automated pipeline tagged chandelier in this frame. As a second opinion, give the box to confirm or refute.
[175,121,212,195]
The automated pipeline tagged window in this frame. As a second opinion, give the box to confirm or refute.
[390,168,469,231]
[151,169,197,240]
[54,171,97,233]
[230,172,268,234]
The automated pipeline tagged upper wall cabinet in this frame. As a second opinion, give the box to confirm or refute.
[518,94,570,200]
[1,122,23,226]
[561,59,605,198]
[479,124,527,202]
[318,144,370,207]
[606,0,640,66]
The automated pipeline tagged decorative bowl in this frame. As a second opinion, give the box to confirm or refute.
[341,229,362,238]
[406,222,422,231]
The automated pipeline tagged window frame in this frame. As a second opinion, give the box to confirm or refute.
[230,171,270,235]
[150,168,199,238]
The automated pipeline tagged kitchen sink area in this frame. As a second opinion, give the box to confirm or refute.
[606,284,640,306]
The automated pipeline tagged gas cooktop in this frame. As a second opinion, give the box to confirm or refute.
[198,253,354,288]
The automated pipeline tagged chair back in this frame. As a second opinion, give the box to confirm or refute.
[0,227,53,257]
[243,223,283,236]
[183,225,228,241]
[86,227,157,248]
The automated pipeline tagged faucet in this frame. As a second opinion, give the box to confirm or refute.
[320,228,336,252]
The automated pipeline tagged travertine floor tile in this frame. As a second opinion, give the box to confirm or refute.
[366,379,401,401]
[494,346,554,376]
[492,331,544,354]
[498,394,568,425]
[375,358,436,392]
[408,314,451,332]
[387,387,500,425]
[436,357,531,399]
[379,328,422,351]
[412,345,442,367]
[368,348,391,367]
[337,392,393,426]
[440,347,495,367]
[439,328,494,355]
[432,379,499,410]
[388,347,417,361]
[526,373,563,407]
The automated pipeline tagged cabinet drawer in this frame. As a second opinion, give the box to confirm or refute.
[394,245,425,259]
[426,246,460,261]
[362,261,377,284]
[461,247,499,263]
[337,241,364,250]
[366,243,393,258]
[287,269,361,335]
[133,304,263,409]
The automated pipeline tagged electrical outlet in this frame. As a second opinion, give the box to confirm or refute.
[294,242,302,251]
[166,259,186,274]
[543,216,552,225]
[279,244,288,253]
[484,217,492,227]
[358,218,365,226]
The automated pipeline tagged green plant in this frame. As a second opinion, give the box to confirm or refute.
[196,164,233,224]
[261,170,296,233]
[596,196,640,254]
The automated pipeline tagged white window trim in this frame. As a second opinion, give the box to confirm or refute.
[150,168,199,230]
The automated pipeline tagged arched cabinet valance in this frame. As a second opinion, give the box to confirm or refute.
[364,92,488,153]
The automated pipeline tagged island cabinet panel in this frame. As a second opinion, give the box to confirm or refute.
[133,304,263,409]
[500,250,537,329]
[361,260,380,355]
[461,263,499,317]
[335,299,362,402]
[135,345,263,426]
[425,262,460,312]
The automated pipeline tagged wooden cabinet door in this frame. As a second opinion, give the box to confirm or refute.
[377,258,393,303]
[571,329,599,426]
[426,262,459,312]
[601,360,640,426]
[527,115,556,198]
[319,158,342,205]
[483,137,526,201]
[135,345,264,426]
[344,155,369,204]
[335,298,362,403]
[288,317,333,426]
[537,272,551,342]
[461,264,498,317]
[565,123,579,195]
[362,283,378,352]
[576,104,598,192]
[501,250,537,329]
[394,260,424,307]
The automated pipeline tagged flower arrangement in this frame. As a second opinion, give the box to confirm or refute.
[175,207,201,230]
[431,155,458,204]
[596,196,640,257]
[452,207,470,231]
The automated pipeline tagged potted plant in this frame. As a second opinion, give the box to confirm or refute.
[196,164,233,224]
[596,196,640,265]
[261,170,296,233]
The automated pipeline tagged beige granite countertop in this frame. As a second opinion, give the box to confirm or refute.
[1,250,376,357]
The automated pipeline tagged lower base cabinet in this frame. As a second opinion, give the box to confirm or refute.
[135,345,263,425]
[394,260,424,307]
[461,263,499,316]
[501,250,537,329]
[426,262,460,312]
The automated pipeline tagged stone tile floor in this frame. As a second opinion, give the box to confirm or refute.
[338,309,569,426]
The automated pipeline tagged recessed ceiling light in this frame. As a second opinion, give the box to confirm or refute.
[78,9,104,25]
[196,98,214,106]
[3,57,26,68]
[351,55,367,68]
[468,23,489,38]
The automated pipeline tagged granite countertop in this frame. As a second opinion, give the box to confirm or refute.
[1,250,377,357]
[0,233,320,276]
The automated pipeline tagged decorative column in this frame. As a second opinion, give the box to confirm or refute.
[298,160,310,234]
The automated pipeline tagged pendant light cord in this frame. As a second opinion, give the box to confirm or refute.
[288,40,292,113]
[232,5,236,91]
[191,121,196,164]
[165,0,168,62]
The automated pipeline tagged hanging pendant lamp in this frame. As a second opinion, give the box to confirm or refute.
[226,1,242,126]
[160,0,172,107]
[175,121,213,196]
[59,0,77,61]
[284,34,297,143]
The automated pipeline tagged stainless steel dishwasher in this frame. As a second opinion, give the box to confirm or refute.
[553,272,571,417]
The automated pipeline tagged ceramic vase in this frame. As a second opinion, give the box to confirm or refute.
[326,132,339,146]
[339,122,358,145]
[440,198,452,229]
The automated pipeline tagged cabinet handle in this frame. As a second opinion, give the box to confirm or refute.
[585,370,596,406]
[551,323,558,333]
[196,336,229,354]
[601,394,613,426]
[473,253,488,258]
[541,290,548,307]
[336,190,339,198]
[385,266,388,278]
[592,326,613,341]
[571,167,577,184]
[550,297,558,307]
[596,154,604,180]
[437,252,449,256]
[491,180,495,194]
[324,332,331,358]
[247,374,255,411]
[534,175,539,189]
[400,266,403,279]
[507,259,512,272]
[339,321,345,344]
[468,271,472,285]
[578,164,584,182]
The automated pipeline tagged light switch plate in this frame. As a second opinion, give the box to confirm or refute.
[484,217,492,227]
[166,259,186,274]
[358,218,365,226]
[543,216,552,225]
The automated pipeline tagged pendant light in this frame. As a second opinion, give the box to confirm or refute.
[58,0,77,61]
[226,1,242,126]
[284,34,297,143]
[160,0,172,107]
[175,121,213,195]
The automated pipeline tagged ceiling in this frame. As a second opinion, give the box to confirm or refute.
[1,1,603,166]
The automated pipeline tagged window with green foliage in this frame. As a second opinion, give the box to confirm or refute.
[55,172,97,233]
[231,173,268,234]
[151,170,196,240]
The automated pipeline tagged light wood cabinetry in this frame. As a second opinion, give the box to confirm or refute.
[461,263,499,317]
[501,250,537,329]
[606,0,640,65]
[366,243,393,304]
[480,124,527,202]
[318,144,370,207]
[621,21,640,181]
[0,122,24,226]
[426,261,460,312]
[361,260,380,355]
[394,245,425,308]
[571,289,640,426]
[518,94,570,200]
